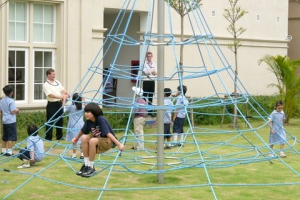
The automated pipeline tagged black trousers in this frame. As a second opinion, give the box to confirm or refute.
[142,80,155,105]
[45,101,63,140]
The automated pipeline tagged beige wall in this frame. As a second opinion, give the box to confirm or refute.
[288,0,300,60]
[0,0,291,108]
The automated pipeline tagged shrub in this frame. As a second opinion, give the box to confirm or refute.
[11,95,297,139]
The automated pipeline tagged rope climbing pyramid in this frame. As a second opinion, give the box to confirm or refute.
[1,0,300,199]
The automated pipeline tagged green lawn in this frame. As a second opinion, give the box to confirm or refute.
[1,119,300,200]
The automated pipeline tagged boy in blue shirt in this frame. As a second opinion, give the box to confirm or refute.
[172,85,189,146]
[17,124,45,168]
[0,85,19,156]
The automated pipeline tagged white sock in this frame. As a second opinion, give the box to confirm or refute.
[72,153,76,158]
[84,157,89,166]
[2,148,6,153]
[80,152,83,157]
[88,161,94,168]
[173,133,178,142]
[7,149,12,154]
[179,134,184,143]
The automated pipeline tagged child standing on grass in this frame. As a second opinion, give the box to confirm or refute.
[65,93,84,159]
[72,103,125,177]
[172,85,189,147]
[269,100,286,157]
[163,88,173,149]
[0,85,19,156]
[17,124,45,168]
[131,86,147,150]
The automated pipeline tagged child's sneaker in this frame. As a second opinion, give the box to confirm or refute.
[268,153,275,157]
[17,163,30,169]
[279,151,286,158]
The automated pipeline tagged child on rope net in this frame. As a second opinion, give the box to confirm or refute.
[131,86,147,150]
[72,102,125,177]
[268,100,286,158]
[65,93,84,159]
[17,124,45,168]
[171,85,189,147]
[163,88,174,149]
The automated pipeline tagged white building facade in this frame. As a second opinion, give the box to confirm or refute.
[0,0,290,109]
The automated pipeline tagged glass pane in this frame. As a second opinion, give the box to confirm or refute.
[15,84,25,100]
[44,5,53,23]
[34,68,43,83]
[44,24,53,42]
[35,51,43,67]
[44,52,52,67]
[8,51,15,67]
[9,22,15,41]
[44,68,51,82]
[8,68,15,83]
[9,2,15,20]
[16,3,26,21]
[16,51,25,67]
[16,22,26,41]
[34,84,44,99]
[16,68,25,83]
[33,4,43,23]
[33,24,43,42]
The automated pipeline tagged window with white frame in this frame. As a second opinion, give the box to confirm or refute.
[34,50,54,100]
[8,1,56,102]
[33,4,55,42]
[9,2,27,42]
[8,49,27,101]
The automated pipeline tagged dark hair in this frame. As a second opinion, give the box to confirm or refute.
[46,69,55,76]
[27,124,39,136]
[164,88,172,97]
[177,85,187,95]
[275,100,283,108]
[84,102,103,118]
[2,85,14,96]
[72,93,82,110]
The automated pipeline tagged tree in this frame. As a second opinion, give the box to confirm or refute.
[166,0,202,76]
[223,0,247,126]
[295,0,300,3]
[259,55,300,123]
[223,0,248,93]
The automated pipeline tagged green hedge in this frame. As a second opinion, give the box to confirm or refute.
[13,95,298,139]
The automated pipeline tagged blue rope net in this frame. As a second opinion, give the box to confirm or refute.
[1,0,300,199]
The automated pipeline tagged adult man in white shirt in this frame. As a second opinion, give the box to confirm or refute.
[142,52,157,116]
[43,69,69,140]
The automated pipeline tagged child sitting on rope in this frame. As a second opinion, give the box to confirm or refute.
[17,124,45,168]
[72,102,125,177]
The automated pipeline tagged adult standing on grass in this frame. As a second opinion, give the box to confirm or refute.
[0,85,19,156]
[143,51,157,116]
[43,69,69,141]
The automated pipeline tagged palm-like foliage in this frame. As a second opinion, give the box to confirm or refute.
[259,55,300,122]
[165,0,202,76]
[295,0,300,4]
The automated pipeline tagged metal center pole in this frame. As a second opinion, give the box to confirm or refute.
[157,0,165,183]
